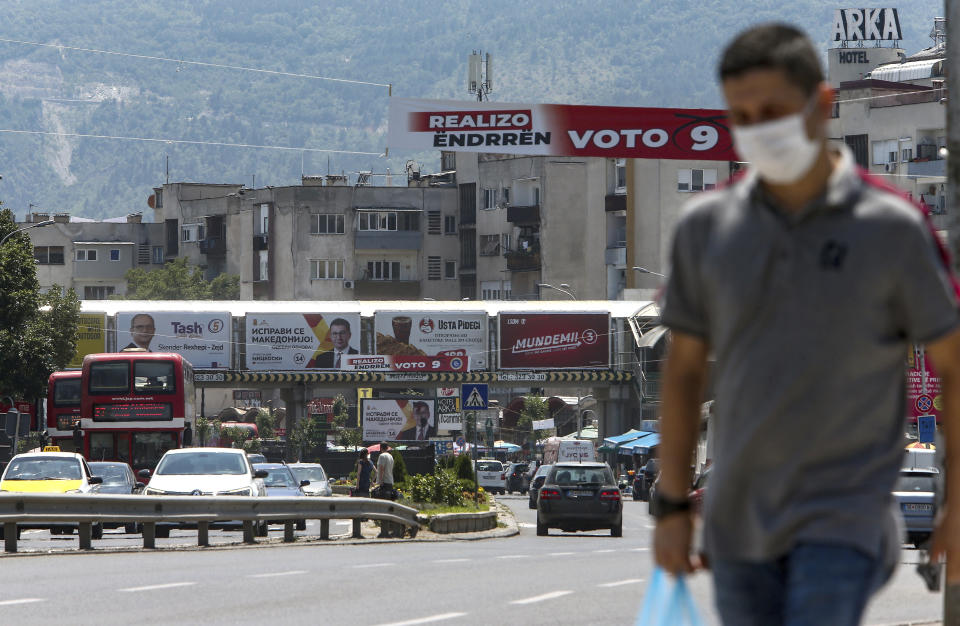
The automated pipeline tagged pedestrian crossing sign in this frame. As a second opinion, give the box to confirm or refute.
[461,383,489,410]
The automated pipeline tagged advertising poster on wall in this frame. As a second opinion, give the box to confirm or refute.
[499,312,610,369]
[374,311,487,370]
[245,313,361,370]
[907,345,942,423]
[362,399,437,441]
[117,311,231,369]
[69,312,106,367]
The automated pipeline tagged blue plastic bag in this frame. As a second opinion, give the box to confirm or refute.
[636,567,704,626]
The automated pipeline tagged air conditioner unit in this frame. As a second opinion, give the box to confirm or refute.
[884,162,897,172]
[343,280,355,289]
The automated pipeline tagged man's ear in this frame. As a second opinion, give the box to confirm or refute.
[815,82,834,120]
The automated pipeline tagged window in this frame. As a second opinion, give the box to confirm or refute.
[444,215,457,234]
[89,362,129,394]
[483,188,497,209]
[481,280,501,300]
[902,148,913,162]
[260,204,270,233]
[502,187,510,205]
[479,234,500,256]
[134,361,176,394]
[534,186,540,206]
[83,285,115,299]
[311,214,345,235]
[34,246,65,265]
[109,249,120,261]
[677,169,717,192]
[427,211,442,234]
[441,152,456,171]
[76,249,97,261]
[502,233,512,253]
[503,281,512,300]
[872,139,898,165]
[366,260,401,280]
[310,259,344,280]
[359,211,397,231]
[444,260,457,279]
[181,224,204,243]
[152,246,164,264]
[428,256,442,280]
[399,212,419,231]
[615,158,627,194]
[154,189,163,208]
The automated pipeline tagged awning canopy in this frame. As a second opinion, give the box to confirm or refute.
[618,433,660,456]
[601,429,644,447]
[868,59,943,82]
[636,324,669,349]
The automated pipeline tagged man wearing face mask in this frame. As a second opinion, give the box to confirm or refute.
[654,23,960,625]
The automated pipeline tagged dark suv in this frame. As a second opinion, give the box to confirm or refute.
[506,463,530,494]
[528,464,553,509]
[536,462,622,537]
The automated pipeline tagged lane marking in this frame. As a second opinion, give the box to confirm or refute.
[432,558,470,564]
[593,549,616,554]
[597,578,644,588]
[518,523,536,528]
[119,582,195,592]
[21,530,43,535]
[353,562,395,569]
[510,590,573,605]
[372,612,467,626]
[630,547,650,552]
[548,552,575,557]
[248,570,308,578]
[0,598,43,606]
[496,554,529,559]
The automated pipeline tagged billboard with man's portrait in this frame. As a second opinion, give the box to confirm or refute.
[117,311,231,369]
[362,399,436,441]
[245,313,361,370]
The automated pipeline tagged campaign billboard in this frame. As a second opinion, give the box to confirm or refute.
[362,399,436,441]
[374,311,487,370]
[245,313,361,370]
[117,311,230,369]
[388,97,735,160]
[499,312,610,370]
[341,354,469,372]
[69,312,106,367]
[907,345,942,423]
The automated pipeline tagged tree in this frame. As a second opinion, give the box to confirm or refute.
[290,413,327,460]
[330,394,362,449]
[123,257,240,300]
[516,395,550,444]
[254,408,275,439]
[0,208,81,403]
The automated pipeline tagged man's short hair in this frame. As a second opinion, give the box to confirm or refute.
[380,442,390,451]
[330,318,351,332]
[131,313,155,329]
[718,23,824,95]
[413,401,429,412]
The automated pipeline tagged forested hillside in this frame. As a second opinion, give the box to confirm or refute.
[0,0,942,219]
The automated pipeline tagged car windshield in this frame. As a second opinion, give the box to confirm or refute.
[291,466,327,483]
[895,474,936,493]
[552,466,611,485]
[477,461,502,472]
[259,467,296,488]
[155,452,247,475]
[89,463,130,485]
[534,465,553,478]
[5,457,82,480]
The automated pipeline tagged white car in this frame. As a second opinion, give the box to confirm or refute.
[289,463,333,497]
[475,459,507,495]
[141,447,268,538]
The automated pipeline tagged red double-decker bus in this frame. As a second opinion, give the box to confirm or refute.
[79,352,194,472]
[46,370,83,452]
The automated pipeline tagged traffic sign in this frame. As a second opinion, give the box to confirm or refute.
[918,414,937,444]
[455,436,466,447]
[461,383,489,410]
[916,394,934,414]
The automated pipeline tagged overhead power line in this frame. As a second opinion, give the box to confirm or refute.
[0,128,385,156]
[0,36,391,89]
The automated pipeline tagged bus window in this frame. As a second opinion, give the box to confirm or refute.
[132,432,177,470]
[90,432,115,461]
[89,362,129,394]
[117,433,131,464]
[54,378,81,406]
[134,361,176,394]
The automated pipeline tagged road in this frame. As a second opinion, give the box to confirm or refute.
[0,495,943,625]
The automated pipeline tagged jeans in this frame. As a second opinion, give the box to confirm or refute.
[712,543,885,626]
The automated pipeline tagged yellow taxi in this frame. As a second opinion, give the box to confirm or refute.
[0,449,104,539]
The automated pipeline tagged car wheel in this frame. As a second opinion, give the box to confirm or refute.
[155,526,171,539]
[295,520,306,531]
[536,518,548,536]
[611,522,622,538]
[92,523,104,540]
[124,523,137,534]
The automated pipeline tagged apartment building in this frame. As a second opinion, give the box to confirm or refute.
[20,211,165,299]
[152,177,460,300]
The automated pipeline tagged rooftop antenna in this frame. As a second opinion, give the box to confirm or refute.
[468,50,493,102]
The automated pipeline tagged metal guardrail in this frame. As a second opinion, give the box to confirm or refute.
[0,493,420,552]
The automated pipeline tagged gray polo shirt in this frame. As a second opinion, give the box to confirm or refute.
[660,146,959,563]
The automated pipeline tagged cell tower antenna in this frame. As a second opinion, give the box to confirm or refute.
[467,50,493,101]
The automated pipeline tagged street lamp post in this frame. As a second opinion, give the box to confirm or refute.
[631,266,666,278]
[537,282,577,300]
[0,220,55,247]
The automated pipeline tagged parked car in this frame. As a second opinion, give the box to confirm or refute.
[246,453,268,464]
[89,461,145,534]
[254,463,308,531]
[474,459,506,495]
[289,463,333,497]
[536,462,622,537]
[633,459,659,501]
[141,447,268,538]
[0,450,104,539]
[506,463,530,494]
[689,467,710,515]
[894,468,938,549]
[528,464,553,509]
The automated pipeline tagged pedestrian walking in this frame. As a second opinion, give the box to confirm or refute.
[375,442,399,538]
[654,22,960,626]
[353,448,375,497]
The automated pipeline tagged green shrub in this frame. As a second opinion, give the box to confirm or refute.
[407,469,465,506]
[390,450,408,484]
[453,454,474,482]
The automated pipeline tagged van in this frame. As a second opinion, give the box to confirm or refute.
[542,438,596,465]
[474,459,506,494]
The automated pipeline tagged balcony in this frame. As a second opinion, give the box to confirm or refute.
[253,234,268,251]
[507,204,540,224]
[505,251,541,272]
[354,230,422,250]
[907,159,946,179]
[605,194,627,212]
[605,246,626,267]
[200,237,226,256]
[354,277,421,300]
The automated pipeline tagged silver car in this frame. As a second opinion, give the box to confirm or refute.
[289,463,333,497]
[894,468,938,549]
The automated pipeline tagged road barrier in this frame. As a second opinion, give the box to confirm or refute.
[0,493,420,552]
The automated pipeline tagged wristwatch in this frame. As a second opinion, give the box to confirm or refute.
[652,492,692,520]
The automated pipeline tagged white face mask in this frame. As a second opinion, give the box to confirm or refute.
[731,96,822,185]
